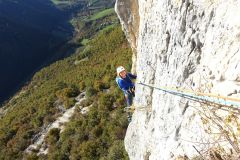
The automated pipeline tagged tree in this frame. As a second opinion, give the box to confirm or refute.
[86,86,97,98]
[46,128,60,145]
[107,140,129,160]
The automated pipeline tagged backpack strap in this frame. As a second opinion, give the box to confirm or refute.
[116,77,122,88]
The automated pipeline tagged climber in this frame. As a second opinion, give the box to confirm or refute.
[116,66,137,121]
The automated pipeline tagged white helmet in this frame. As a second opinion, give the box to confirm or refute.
[117,66,126,76]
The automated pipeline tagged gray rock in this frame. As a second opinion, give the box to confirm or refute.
[116,0,240,159]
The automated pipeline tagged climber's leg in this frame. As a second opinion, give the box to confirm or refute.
[127,112,132,122]
[125,93,133,122]
[125,93,133,107]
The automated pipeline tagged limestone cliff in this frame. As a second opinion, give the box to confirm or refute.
[115,0,139,73]
[116,0,240,159]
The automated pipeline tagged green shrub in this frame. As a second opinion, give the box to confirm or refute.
[79,81,86,91]
[79,98,93,108]
[88,106,101,127]
[94,81,106,91]
[99,94,115,111]
[63,98,76,109]
[25,153,39,160]
[56,86,79,100]
[79,140,101,160]
[91,125,103,138]
[46,128,60,145]
[86,86,97,98]
[78,46,92,60]
[107,140,129,160]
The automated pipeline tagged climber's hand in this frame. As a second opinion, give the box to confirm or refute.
[130,86,135,92]
[129,87,135,97]
[126,90,132,95]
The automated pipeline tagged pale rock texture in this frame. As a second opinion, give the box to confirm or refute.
[116,0,240,159]
[115,0,139,73]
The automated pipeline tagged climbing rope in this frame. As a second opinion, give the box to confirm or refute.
[138,82,240,108]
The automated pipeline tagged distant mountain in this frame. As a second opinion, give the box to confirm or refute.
[0,0,84,104]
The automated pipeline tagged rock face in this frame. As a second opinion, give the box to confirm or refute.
[116,0,240,159]
[115,0,139,73]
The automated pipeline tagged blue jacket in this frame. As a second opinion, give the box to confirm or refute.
[116,73,137,93]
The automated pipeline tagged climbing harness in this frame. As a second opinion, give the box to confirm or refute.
[138,82,240,108]
[124,107,135,112]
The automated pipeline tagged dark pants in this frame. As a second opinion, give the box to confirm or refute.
[125,92,133,122]
[125,93,133,107]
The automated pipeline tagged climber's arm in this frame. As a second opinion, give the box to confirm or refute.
[128,73,137,79]
[117,79,129,93]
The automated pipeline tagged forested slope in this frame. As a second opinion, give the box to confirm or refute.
[0,26,131,159]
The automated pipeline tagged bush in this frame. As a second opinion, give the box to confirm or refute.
[99,94,115,111]
[91,125,103,138]
[63,98,76,109]
[88,107,101,127]
[78,46,92,60]
[79,98,93,108]
[107,140,129,160]
[25,153,39,160]
[79,81,86,91]
[86,86,97,98]
[94,81,106,91]
[56,86,79,100]
[46,128,60,145]
[79,140,101,160]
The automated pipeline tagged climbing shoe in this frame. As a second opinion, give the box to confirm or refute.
[124,106,135,112]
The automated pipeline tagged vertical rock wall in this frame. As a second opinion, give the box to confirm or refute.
[116,0,240,159]
[115,0,139,73]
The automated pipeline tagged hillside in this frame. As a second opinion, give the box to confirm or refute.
[0,0,118,105]
[0,0,81,104]
[0,6,132,158]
